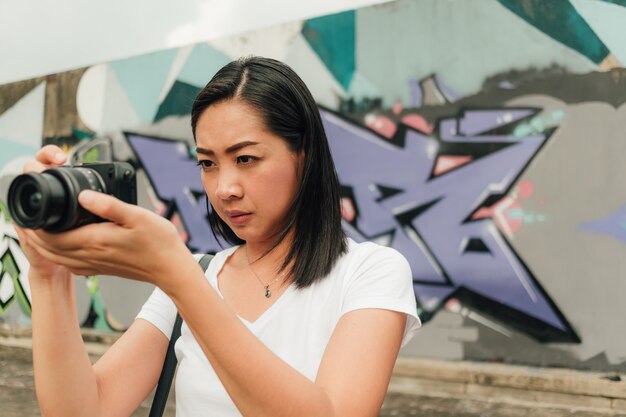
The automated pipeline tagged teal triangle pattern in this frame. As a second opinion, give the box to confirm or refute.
[178,43,232,88]
[600,0,626,6]
[154,81,202,122]
[498,0,609,64]
[110,49,179,123]
[302,10,356,90]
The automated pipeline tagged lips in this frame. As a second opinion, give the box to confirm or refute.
[224,210,253,225]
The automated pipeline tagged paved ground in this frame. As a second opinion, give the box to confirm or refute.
[2,345,625,417]
[379,394,626,417]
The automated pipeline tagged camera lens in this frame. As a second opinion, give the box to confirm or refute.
[8,172,67,230]
[8,167,107,232]
[21,187,42,217]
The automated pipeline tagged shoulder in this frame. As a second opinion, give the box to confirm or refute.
[341,238,410,273]
[192,246,237,261]
[347,238,405,258]
[192,246,239,271]
[329,238,412,292]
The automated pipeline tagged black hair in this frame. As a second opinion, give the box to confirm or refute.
[191,56,347,288]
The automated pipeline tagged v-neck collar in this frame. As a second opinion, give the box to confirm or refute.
[209,246,295,329]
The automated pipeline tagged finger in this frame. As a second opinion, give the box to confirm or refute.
[17,228,49,256]
[23,229,60,253]
[27,227,91,254]
[22,159,47,174]
[14,227,30,248]
[69,268,98,277]
[14,225,25,239]
[36,145,67,166]
[28,218,130,254]
[28,237,136,279]
[78,190,141,227]
[25,236,90,270]
[24,226,137,278]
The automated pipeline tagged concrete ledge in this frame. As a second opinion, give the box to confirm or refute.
[4,325,626,412]
[0,325,120,356]
[392,357,626,412]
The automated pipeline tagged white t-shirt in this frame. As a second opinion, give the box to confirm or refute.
[137,238,420,417]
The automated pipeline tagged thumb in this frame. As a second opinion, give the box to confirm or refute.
[78,190,138,226]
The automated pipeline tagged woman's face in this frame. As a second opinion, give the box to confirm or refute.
[195,99,302,245]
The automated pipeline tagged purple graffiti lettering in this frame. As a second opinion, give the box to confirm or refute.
[440,109,536,142]
[580,204,626,244]
[322,108,573,340]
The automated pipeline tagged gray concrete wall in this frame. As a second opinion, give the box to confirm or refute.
[1,0,625,371]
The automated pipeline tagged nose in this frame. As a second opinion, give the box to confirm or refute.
[215,169,243,200]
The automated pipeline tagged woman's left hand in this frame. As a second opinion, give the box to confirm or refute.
[21,190,192,286]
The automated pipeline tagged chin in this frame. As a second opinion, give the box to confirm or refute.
[230,228,256,242]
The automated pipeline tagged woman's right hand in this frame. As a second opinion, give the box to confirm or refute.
[14,145,71,282]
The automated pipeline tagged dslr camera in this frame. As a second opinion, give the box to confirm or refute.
[7,162,137,233]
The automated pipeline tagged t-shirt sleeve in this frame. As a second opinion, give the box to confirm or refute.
[341,244,421,347]
[135,254,205,339]
[135,286,178,340]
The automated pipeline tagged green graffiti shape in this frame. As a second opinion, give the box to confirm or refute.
[0,249,32,315]
[0,201,10,222]
[82,276,117,332]
[1,203,32,315]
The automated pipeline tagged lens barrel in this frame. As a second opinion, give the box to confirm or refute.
[8,167,107,232]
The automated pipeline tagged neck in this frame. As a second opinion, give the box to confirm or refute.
[244,229,295,276]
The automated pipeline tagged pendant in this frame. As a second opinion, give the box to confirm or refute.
[264,286,271,298]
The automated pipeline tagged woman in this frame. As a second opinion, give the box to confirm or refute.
[17,56,419,417]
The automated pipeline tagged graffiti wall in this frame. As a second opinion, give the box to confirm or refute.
[1,0,626,371]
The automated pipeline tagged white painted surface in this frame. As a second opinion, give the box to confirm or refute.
[0,0,392,84]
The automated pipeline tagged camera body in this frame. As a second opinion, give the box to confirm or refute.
[7,162,137,233]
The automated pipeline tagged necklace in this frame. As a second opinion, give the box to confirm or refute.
[245,247,285,298]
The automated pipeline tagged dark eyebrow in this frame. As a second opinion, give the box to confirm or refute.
[196,141,259,156]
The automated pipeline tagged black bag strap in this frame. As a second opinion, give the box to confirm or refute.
[149,254,214,417]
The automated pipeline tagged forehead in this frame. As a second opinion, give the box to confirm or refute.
[196,99,264,134]
[194,99,287,152]
[195,100,268,147]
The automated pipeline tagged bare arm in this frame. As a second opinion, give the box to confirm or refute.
[92,319,169,417]
[30,271,100,417]
[30,270,169,417]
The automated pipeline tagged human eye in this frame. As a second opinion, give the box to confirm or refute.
[236,155,258,165]
[196,159,215,170]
